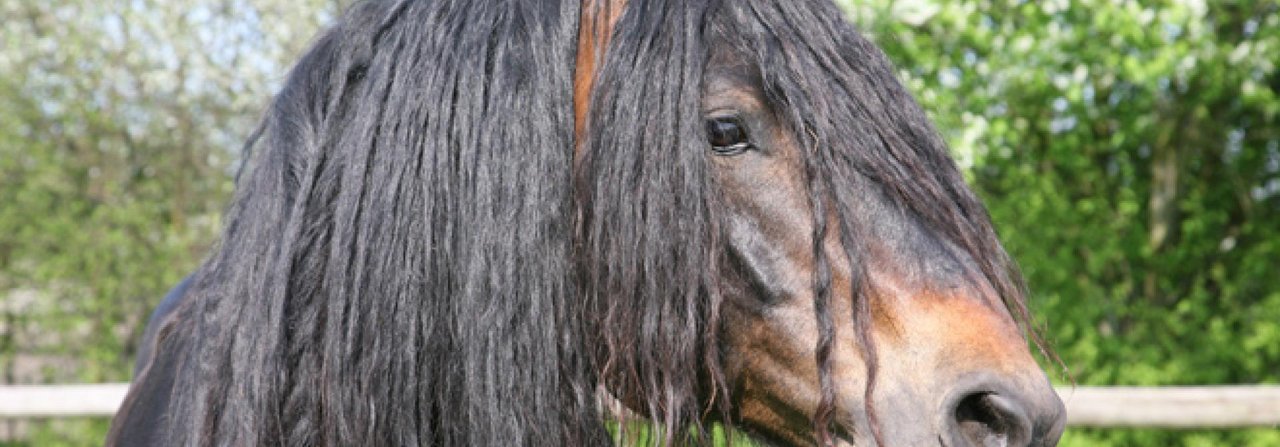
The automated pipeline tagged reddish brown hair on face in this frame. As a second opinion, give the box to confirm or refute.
[573,0,626,155]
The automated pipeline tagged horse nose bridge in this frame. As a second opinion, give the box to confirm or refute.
[870,280,1040,377]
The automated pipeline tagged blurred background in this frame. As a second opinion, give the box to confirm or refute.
[0,0,1276,445]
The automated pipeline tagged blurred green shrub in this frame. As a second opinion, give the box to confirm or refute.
[843,0,1280,445]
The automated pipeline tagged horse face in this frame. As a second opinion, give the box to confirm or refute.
[701,33,1067,447]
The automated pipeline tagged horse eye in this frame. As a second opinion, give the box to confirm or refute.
[705,116,751,155]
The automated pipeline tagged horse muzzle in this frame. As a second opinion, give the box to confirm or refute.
[842,371,1065,447]
[937,373,1066,447]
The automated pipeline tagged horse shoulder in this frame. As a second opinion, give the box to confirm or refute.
[133,276,192,376]
[107,276,194,446]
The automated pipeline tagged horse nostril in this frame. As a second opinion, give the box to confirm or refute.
[952,392,1033,447]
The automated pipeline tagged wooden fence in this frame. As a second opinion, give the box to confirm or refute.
[0,383,1277,428]
[1056,385,1280,428]
[0,384,128,418]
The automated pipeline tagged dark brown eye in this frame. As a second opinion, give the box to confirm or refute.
[705,116,751,155]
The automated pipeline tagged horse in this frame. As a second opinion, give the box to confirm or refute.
[107,0,1066,445]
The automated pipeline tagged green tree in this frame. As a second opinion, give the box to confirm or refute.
[841,0,1280,445]
[0,0,347,443]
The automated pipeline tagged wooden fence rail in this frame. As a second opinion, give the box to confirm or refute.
[0,384,129,418]
[0,383,1277,428]
[1057,385,1280,428]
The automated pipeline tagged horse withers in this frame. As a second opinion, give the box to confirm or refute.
[111,1,1065,445]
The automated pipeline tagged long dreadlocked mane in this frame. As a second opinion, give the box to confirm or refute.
[113,0,1042,445]
[134,0,606,444]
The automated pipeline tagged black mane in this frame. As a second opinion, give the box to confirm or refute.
[127,0,606,444]
[112,0,1037,445]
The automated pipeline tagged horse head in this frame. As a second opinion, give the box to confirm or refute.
[575,1,1066,445]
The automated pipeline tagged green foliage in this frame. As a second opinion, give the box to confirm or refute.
[842,0,1280,444]
[608,422,756,447]
[0,0,345,443]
